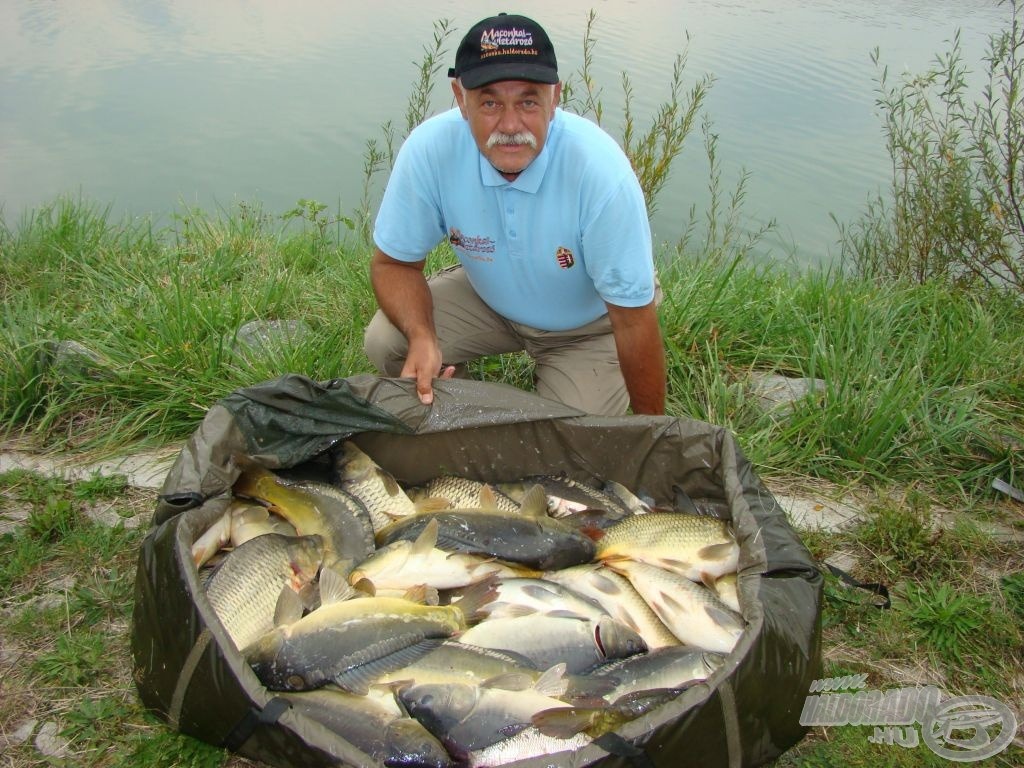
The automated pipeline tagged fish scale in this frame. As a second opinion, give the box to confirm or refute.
[607,559,744,654]
[591,511,739,582]
[332,441,424,531]
[205,533,324,651]
[408,475,521,514]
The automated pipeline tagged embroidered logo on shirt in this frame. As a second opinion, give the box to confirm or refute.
[449,227,496,260]
[556,246,575,269]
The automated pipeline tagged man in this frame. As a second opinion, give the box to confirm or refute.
[364,12,666,415]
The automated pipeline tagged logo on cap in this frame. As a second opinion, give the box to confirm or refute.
[481,27,535,51]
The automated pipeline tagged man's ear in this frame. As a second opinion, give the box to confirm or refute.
[551,82,562,119]
[452,80,469,119]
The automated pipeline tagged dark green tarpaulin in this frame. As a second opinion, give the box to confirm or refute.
[132,373,822,767]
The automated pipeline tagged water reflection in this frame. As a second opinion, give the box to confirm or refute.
[0,0,1008,266]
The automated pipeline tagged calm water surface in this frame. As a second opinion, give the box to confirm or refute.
[0,0,1009,266]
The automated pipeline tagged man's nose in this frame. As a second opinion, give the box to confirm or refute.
[496,107,522,133]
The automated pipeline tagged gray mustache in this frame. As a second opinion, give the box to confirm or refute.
[486,131,538,149]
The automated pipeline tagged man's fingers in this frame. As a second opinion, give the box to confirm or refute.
[439,365,456,380]
[416,371,434,405]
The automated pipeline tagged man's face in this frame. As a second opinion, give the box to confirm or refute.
[452,79,562,178]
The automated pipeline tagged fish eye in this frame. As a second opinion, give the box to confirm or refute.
[287,674,305,689]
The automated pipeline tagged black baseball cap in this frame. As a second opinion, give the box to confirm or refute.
[448,13,559,89]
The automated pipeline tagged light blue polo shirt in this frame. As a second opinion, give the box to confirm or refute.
[373,107,654,331]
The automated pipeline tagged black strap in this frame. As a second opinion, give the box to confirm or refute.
[222,697,291,752]
[824,563,891,609]
[592,732,657,768]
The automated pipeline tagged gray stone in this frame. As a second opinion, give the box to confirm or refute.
[231,319,312,355]
[774,492,863,532]
[748,373,826,413]
[9,718,37,745]
[0,447,176,491]
[824,550,860,573]
[34,721,70,758]
[0,503,32,536]
[45,340,111,379]
[82,501,146,529]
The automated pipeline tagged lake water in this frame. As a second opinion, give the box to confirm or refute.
[0,0,1010,267]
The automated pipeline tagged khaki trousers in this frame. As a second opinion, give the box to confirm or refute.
[363,265,629,415]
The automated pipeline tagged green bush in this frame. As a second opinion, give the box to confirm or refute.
[839,1,1024,294]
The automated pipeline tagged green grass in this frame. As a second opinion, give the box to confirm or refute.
[2,201,1021,501]
[0,471,248,767]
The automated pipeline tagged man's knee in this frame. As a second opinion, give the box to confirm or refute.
[363,311,407,376]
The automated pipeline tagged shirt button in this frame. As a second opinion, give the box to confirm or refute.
[510,230,517,238]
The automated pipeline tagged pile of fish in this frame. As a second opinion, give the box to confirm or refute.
[191,441,746,767]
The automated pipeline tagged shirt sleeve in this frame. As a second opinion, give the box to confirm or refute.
[581,170,656,308]
[373,123,447,262]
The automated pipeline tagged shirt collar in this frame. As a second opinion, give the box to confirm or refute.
[478,110,560,193]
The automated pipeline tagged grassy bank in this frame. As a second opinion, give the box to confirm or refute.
[2,197,1022,499]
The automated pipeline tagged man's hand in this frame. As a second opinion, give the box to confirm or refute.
[606,301,666,415]
[370,248,458,406]
[401,336,456,405]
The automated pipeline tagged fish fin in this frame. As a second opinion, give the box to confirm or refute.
[411,518,440,556]
[352,577,376,596]
[700,571,717,590]
[452,574,500,623]
[414,497,450,514]
[398,583,439,605]
[324,557,354,579]
[533,663,570,699]
[231,502,270,525]
[190,509,233,568]
[658,590,687,616]
[401,584,429,604]
[602,480,650,511]
[565,674,618,702]
[376,469,403,499]
[331,637,445,695]
[704,603,745,631]
[593,572,632,601]
[531,707,595,739]
[273,585,304,627]
[520,583,563,602]
[579,524,607,542]
[485,602,538,619]
[544,609,589,621]
[697,543,737,562]
[481,672,534,692]
[319,565,359,605]
[469,560,508,581]
[517,484,549,518]
[478,484,498,511]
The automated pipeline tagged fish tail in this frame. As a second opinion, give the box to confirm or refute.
[531,706,598,739]
[452,574,500,624]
